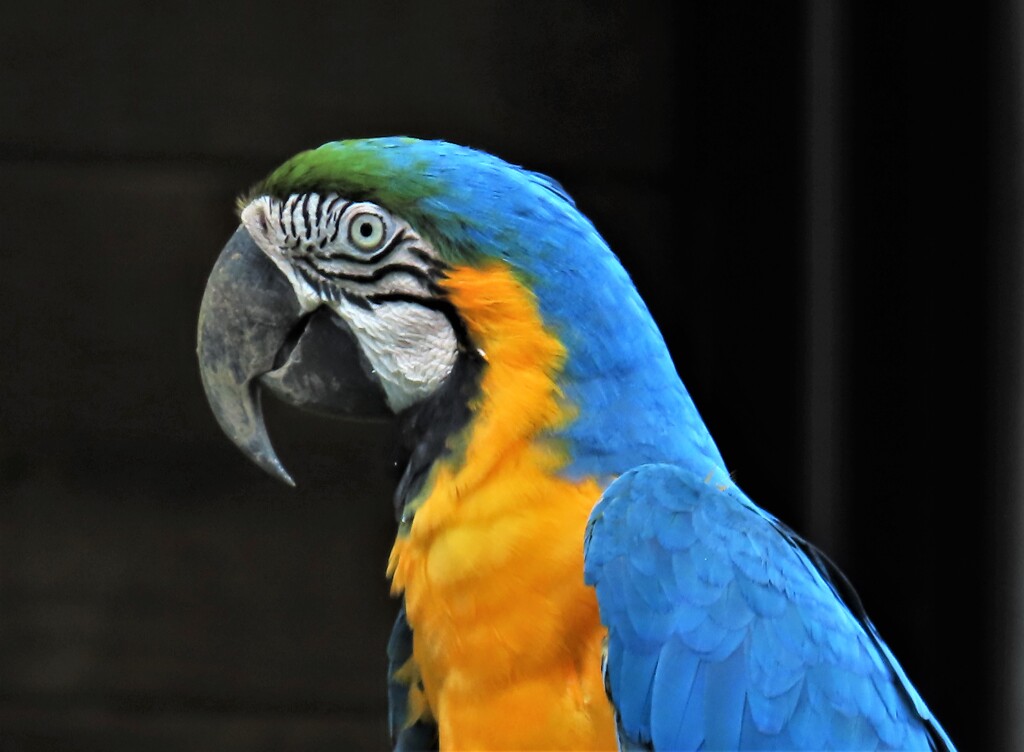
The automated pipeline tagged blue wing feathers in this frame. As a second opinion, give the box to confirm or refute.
[675,662,708,750]
[703,646,747,750]
[733,568,788,617]
[672,550,722,608]
[620,645,660,744]
[679,613,730,655]
[651,637,702,745]
[728,533,772,585]
[690,538,735,588]
[583,462,953,751]
[706,582,755,632]
[746,675,804,734]
[655,509,697,550]
[788,683,832,749]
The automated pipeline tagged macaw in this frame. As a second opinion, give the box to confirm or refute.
[196,138,954,751]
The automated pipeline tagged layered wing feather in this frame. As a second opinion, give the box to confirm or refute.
[583,462,954,751]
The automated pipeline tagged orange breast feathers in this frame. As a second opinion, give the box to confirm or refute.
[387,263,618,750]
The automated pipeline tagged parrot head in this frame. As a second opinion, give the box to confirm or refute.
[198,137,720,487]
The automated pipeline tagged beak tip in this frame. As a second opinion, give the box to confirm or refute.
[217,398,298,488]
[261,458,297,487]
[231,423,296,487]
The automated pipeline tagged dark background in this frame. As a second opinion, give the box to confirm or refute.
[1,2,1019,750]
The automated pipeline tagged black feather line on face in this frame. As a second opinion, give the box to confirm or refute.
[282,198,294,236]
[341,289,372,310]
[323,194,344,217]
[308,261,440,292]
[301,193,313,240]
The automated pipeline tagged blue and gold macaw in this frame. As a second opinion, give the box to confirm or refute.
[197,138,954,750]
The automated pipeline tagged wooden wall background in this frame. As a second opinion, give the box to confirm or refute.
[0,2,1014,749]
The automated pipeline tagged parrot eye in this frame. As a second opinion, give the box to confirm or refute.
[348,211,387,252]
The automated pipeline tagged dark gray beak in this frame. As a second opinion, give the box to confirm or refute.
[197,227,390,485]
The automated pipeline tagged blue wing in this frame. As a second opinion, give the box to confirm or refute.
[583,462,954,751]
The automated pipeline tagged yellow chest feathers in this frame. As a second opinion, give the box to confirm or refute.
[387,264,617,750]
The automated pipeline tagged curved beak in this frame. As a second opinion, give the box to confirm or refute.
[196,227,390,485]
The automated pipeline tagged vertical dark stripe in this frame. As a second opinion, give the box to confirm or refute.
[329,213,343,243]
[990,1,1024,748]
[300,193,313,240]
[804,0,846,563]
[323,194,342,217]
[275,199,284,238]
[283,195,294,237]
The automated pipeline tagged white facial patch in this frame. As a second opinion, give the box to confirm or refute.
[240,192,460,412]
[337,300,459,411]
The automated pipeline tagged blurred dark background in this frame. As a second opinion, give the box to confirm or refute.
[0,1,1019,749]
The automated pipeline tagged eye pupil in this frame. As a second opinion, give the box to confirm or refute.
[359,222,373,238]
